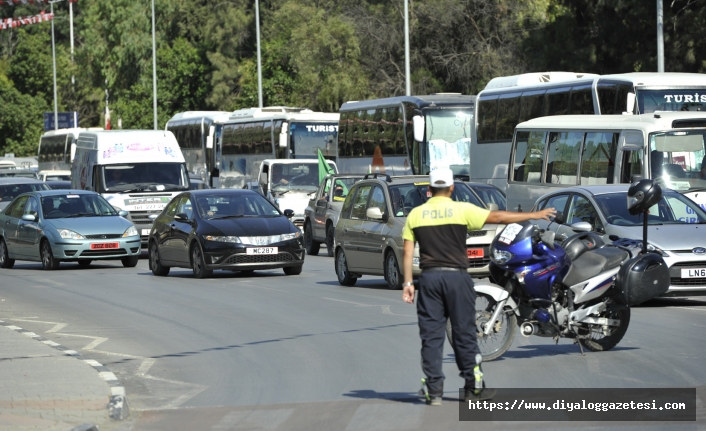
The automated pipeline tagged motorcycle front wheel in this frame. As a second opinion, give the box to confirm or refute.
[446,292,517,362]
[580,307,631,352]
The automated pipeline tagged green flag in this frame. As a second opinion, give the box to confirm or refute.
[318,148,335,184]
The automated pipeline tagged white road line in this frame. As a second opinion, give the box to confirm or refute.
[665,307,706,312]
[46,323,67,333]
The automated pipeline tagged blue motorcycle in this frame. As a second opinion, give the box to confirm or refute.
[448,210,670,361]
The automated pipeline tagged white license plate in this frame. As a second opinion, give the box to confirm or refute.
[141,229,151,236]
[246,247,278,255]
[681,268,706,278]
[132,204,166,211]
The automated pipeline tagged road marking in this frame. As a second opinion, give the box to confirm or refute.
[664,307,706,312]
[46,323,67,333]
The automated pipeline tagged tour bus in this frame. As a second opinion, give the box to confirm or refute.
[165,111,230,183]
[337,94,476,177]
[166,107,339,188]
[506,111,706,213]
[38,128,102,172]
[472,72,706,189]
[71,130,190,246]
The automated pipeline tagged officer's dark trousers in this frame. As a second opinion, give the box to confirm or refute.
[417,270,479,396]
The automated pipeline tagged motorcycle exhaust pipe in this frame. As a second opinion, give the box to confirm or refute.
[520,321,538,337]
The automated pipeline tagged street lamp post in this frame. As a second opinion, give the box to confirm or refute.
[404,0,411,96]
[50,0,59,131]
[255,0,263,108]
[151,0,158,130]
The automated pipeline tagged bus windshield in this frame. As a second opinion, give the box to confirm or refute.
[638,90,706,113]
[101,163,189,193]
[290,123,338,159]
[649,130,706,191]
[425,109,472,175]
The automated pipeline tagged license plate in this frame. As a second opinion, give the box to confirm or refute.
[246,247,278,255]
[467,248,484,259]
[131,204,167,211]
[90,242,119,250]
[141,229,151,236]
[681,268,706,278]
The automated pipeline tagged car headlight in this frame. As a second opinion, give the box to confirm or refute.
[58,229,83,240]
[203,235,242,243]
[490,248,514,265]
[123,226,138,237]
[279,232,302,241]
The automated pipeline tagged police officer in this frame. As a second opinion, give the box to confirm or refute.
[402,168,556,405]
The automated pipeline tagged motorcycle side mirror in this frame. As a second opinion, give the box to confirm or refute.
[554,211,565,225]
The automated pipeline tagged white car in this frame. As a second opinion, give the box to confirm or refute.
[533,185,706,298]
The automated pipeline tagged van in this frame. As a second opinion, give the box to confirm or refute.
[71,130,190,246]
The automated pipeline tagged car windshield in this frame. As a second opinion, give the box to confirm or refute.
[290,122,337,158]
[0,183,50,202]
[649,130,706,192]
[101,163,189,193]
[325,177,361,201]
[389,181,483,217]
[42,194,118,219]
[469,185,507,210]
[594,192,706,226]
[46,175,71,181]
[270,162,335,193]
[196,193,281,219]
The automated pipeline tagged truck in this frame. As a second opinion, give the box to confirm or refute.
[256,159,338,227]
[71,130,190,246]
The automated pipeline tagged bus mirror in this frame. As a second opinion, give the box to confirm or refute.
[487,203,499,212]
[259,172,268,185]
[624,92,636,115]
[206,126,215,149]
[412,115,424,142]
[279,122,289,148]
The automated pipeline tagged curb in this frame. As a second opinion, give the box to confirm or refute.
[0,319,129,421]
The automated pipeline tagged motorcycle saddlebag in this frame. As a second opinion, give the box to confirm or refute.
[614,252,670,306]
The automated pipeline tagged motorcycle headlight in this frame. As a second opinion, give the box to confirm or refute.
[491,248,514,265]
[58,229,84,240]
[203,235,242,243]
[123,226,138,237]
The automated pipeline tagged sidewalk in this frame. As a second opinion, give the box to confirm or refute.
[0,320,126,431]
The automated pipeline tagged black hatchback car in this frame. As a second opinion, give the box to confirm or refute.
[148,189,305,278]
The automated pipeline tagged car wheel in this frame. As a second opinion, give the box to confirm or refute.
[283,265,303,275]
[326,223,334,257]
[40,240,60,270]
[121,255,139,268]
[0,239,15,269]
[150,242,170,276]
[304,221,320,256]
[77,259,92,267]
[385,250,402,290]
[335,249,357,286]
[191,243,213,279]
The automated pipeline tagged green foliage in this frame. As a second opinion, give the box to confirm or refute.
[0,72,48,157]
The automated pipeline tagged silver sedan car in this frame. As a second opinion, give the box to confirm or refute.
[533,185,706,297]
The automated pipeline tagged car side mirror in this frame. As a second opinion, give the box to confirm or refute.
[316,199,327,207]
[487,203,499,212]
[366,207,385,220]
[174,213,189,222]
[119,210,129,218]
[570,221,592,232]
[283,209,294,218]
[21,214,36,222]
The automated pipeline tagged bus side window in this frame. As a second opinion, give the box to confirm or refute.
[620,150,643,183]
[477,97,498,142]
[519,91,546,122]
[581,132,618,185]
[496,95,521,141]
[597,83,618,114]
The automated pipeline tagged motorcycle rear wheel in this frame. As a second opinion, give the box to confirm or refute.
[446,292,517,362]
[580,307,630,352]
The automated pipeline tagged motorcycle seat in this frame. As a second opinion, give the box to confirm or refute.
[562,231,605,262]
[563,247,630,287]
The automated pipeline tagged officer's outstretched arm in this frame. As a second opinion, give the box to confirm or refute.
[485,207,556,224]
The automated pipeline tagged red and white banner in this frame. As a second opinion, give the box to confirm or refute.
[0,1,77,5]
[1,10,52,30]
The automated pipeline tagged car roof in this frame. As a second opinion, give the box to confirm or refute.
[0,177,44,184]
[32,189,96,196]
[188,189,259,196]
[536,184,684,202]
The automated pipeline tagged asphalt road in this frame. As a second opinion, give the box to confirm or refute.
[1,251,705,430]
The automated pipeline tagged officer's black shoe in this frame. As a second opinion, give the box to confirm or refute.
[464,387,497,402]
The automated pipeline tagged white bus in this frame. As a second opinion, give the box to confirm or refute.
[506,112,706,213]
[38,128,102,172]
[472,72,706,189]
[337,94,476,177]
[166,107,339,188]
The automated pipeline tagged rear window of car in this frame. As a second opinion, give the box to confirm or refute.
[0,183,50,202]
[389,182,483,216]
